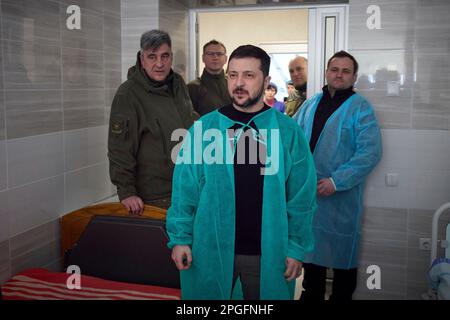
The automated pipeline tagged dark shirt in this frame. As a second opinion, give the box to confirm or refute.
[309,86,355,153]
[219,104,270,255]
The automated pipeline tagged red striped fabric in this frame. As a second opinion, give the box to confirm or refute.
[1,268,180,300]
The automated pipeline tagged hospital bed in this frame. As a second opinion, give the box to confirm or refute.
[426,202,450,300]
[0,202,181,300]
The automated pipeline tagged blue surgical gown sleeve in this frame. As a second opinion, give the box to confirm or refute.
[166,131,202,248]
[331,100,382,192]
[286,126,317,261]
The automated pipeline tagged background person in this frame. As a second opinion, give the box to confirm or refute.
[295,51,382,301]
[263,82,285,113]
[108,29,196,214]
[285,56,308,117]
[187,39,231,116]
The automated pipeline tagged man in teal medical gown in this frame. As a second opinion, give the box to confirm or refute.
[295,51,382,300]
[166,45,317,300]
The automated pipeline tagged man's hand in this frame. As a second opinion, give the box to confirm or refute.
[172,245,192,270]
[317,178,336,197]
[284,257,303,281]
[121,195,144,216]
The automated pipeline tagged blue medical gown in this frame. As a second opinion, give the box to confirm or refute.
[294,93,382,269]
[167,108,317,299]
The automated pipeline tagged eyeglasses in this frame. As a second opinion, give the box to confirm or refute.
[205,52,225,57]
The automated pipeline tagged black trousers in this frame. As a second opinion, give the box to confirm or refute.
[232,254,261,300]
[300,263,358,301]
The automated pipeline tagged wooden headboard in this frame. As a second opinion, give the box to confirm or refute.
[60,202,167,257]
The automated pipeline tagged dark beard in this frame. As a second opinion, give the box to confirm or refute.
[231,84,265,109]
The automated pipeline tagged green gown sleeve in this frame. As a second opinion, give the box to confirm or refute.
[285,126,317,261]
[166,129,202,248]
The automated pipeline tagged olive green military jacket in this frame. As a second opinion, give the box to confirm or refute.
[285,88,307,117]
[108,52,195,203]
[187,69,231,116]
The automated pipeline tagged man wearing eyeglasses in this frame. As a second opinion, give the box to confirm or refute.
[108,30,196,214]
[187,40,232,116]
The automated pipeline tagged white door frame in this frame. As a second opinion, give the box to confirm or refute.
[188,4,348,97]
[308,6,348,97]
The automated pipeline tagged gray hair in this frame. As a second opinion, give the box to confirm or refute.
[140,30,172,54]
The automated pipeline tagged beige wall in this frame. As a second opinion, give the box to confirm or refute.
[197,9,308,77]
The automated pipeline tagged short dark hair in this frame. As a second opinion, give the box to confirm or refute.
[267,82,278,93]
[327,50,358,74]
[203,40,226,54]
[140,29,171,53]
[228,45,270,77]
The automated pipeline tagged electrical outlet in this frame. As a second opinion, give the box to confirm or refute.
[419,238,431,251]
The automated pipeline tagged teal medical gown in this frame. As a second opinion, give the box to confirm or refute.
[167,108,317,299]
[294,92,382,269]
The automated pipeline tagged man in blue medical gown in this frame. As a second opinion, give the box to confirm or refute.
[295,51,382,300]
[167,45,317,300]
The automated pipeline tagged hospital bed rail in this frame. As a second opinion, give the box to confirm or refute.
[430,202,450,265]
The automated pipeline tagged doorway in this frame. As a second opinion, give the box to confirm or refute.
[189,4,348,99]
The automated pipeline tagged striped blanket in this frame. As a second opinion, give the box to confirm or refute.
[1,268,181,300]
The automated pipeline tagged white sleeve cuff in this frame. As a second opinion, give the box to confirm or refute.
[329,177,337,192]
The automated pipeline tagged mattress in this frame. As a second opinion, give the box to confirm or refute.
[1,268,181,300]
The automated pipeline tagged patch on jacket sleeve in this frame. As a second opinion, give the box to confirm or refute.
[110,119,124,135]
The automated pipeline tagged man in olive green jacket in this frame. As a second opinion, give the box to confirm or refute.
[187,40,231,116]
[108,30,195,214]
[285,56,308,117]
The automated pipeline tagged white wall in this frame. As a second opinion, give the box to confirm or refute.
[197,8,308,77]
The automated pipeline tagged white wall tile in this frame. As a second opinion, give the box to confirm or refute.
[0,240,11,285]
[407,248,430,285]
[359,242,407,268]
[7,133,64,188]
[364,166,411,209]
[364,129,450,210]
[64,162,114,213]
[0,140,6,191]
[376,129,450,171]
[10,219,59,258]
[8,175,64,236]
[64,126,108,172]
[0,0,123,281]
[361,207,408,247]
[11,239,60,275]
[0,191,10,243]
[121,0,159,80]
[408,170,450,210]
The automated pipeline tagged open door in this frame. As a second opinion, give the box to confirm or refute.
[189,4,348,100]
